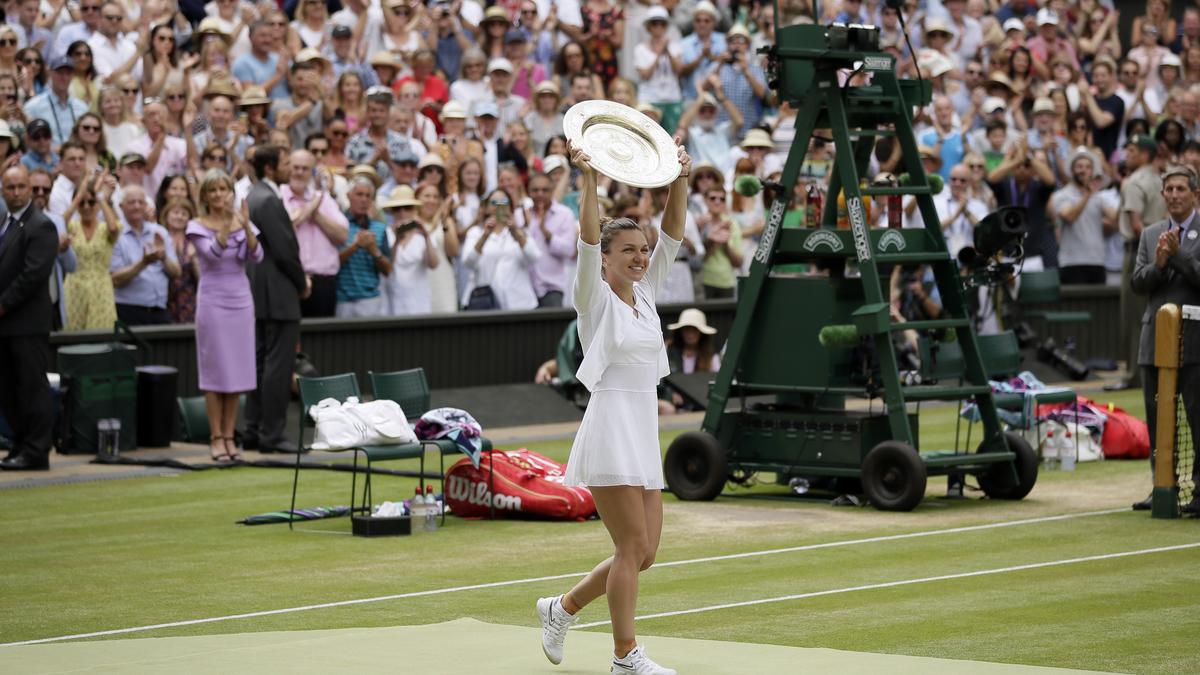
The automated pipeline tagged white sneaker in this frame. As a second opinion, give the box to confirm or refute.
[536,595,577,664]
[611,644,676,675]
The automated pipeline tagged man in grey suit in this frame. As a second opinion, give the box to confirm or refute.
[0,166,59,470]
[244,145,310,454]
[1131,164,1200,511]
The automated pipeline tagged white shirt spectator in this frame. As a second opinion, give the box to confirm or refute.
[933,189,988,258]
[331,5,386,60]
[88,31,141,81]
[634,42,683,104]
[384,226,433,315]
[461,225,541,310]
[47,173,76,218]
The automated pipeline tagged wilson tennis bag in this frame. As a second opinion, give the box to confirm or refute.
[445,448,596,521]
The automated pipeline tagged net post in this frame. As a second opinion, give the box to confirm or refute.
[1152,304,1181,519]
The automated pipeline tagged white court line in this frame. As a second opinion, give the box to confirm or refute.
[0,507,1126,647]
[574,541,1200,629]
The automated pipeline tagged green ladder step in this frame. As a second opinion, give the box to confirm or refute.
[860,186,933,196]
[891,318,970,332]
[900,384,992,402]
[875,252,952,264]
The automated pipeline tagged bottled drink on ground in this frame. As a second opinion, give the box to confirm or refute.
[424,485,438,532]
[1041,429,1058,471]
[1061,429,1076,471]
[411,486,426,522]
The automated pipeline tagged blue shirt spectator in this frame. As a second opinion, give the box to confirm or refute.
[231,51,289,100]
[680,31,725,100]
[23,86,88,146]
[337,212,389,304]
[717,60,767,138]
[109,220,178,311]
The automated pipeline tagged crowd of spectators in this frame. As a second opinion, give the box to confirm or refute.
[2,0,1182,332]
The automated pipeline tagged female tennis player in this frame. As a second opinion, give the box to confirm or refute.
[536,138,690,675]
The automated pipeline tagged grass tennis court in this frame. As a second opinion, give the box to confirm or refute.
[2,388,1197,674]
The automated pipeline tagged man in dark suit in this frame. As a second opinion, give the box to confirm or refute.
[1131,164,1200,511]
[0,166,58,470]
[244,145,310,454]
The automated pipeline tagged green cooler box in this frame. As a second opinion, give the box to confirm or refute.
[57,343,138,454]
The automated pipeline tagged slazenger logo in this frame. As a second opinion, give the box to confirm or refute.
[754,199,787,264]
[862,56,891,71]
[802,230,844,252]
[447,475,523,511]
[878,230,906,252]
[849,197,871,261]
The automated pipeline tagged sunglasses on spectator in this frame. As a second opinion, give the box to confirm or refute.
[950,177,968,183]
[81,198,97,206]
[30,186,50,194]
[207,154,227,162]
[310,147,328,155]
[29,132,50,141]
[122,88,138,94]
[968,163,984,169]
[0,39,15,47]
[70,50,90,57]
[20,57,42,65]
[706,194,725,202]
[79,124,100,132]
[329,129,348,137]
[79,4,100,11]
[166,93,186,100]
[1072,124,1088,131]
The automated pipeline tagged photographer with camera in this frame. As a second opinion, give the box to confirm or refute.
[461,187,540,310]
[987,135,1057,270]
[1130,164,1200,513]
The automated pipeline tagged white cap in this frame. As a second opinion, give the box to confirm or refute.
[1036,8,1058,26]
[1031,97,1055,115]
[542,155,568,174]
[924,17,956,37]
[643,5,669,25]
[1003,18,1025,33]
[693,1,719,20]
[488,57,513,74]
[982,96,1006,113]
[1161,53,1183,69]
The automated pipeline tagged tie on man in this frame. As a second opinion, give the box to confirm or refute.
[0,213,15,251]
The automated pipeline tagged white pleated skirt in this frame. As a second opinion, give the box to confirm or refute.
[564,364,664,490]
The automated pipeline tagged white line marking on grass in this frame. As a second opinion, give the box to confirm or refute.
[0,507,1126,647]
[574,541,1200,629]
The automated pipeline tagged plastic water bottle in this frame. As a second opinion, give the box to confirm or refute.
[1042,429,1058,470]
[1061,428,1077,471]
[423,485,439,532]
[411,486,426,523]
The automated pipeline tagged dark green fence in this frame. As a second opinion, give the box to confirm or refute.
[49,286,1118,397]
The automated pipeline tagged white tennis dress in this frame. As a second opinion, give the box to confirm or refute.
[564,231,682,490]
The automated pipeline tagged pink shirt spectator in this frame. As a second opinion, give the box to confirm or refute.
[131,135,188,199]
[280,185,350,277]
[516,202,578,298]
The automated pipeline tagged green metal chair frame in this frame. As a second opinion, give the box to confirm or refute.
[290,373,428,530]
[369,368,496,520]
[948,331,1080,459]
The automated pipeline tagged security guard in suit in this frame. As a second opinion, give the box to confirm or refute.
[1131,164,1200,512]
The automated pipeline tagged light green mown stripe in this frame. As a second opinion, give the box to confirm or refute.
[0,619,1107,675]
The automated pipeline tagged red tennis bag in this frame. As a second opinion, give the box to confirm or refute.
[445,449,597,521]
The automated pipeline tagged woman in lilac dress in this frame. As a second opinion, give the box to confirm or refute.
[186,169,263,462]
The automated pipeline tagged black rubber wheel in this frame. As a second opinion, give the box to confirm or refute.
[664,431,727,501]
[977,431,1039,500]
[861,441,927,511]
